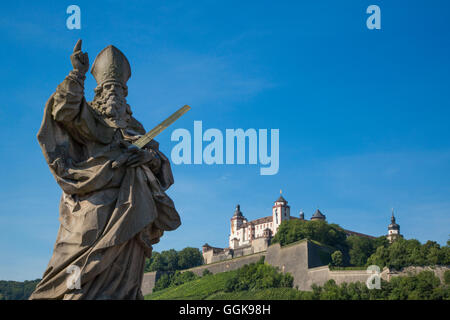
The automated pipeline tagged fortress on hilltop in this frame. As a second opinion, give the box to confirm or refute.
[202,192,402,264]
[142,193,450,296]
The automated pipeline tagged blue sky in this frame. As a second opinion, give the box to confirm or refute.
[0,0,449,280]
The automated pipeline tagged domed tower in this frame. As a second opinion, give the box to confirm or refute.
[387,209,401,243]
[272,191,291,234]
[299,210,305,220]
[229,204,245,248]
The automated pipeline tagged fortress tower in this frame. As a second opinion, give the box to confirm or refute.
[387,209,401,243]
[272,192,290,234]
[229,204,246,248]
[299,210,305,220]
[203,192,381,264]
[311,209,326,221]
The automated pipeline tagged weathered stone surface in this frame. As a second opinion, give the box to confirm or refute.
[387,265,449,283]
[187,252,267,277]
[30,40,180,300]
[141,272,159,296]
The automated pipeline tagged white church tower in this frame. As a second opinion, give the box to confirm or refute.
[272,191,290,234]
[387,209,401,243]
[229,204,245,248]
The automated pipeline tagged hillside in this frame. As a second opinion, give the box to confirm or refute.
[145,267,450,300]
[146,270,235,300]
[145,270,307,300]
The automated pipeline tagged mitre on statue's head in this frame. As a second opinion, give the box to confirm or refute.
[91,45,131,89]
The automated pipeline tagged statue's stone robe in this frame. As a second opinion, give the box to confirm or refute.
[30,72,181,300]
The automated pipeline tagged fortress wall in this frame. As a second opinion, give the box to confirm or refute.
[306,266,331,288]
[306,268,373,289]
[306,265,450,290]
[141,252,266,293]
[305,266,376,290]
[181,252,267,277]
[307,241,333,268]
[141,241,450,295]
[233,246,254,258]
[202,250,214,264]
[141,271,158,296]
[209,252,233,264]
[252,238,270,253]
[328,269,371,286]
[306,266,382,290]
[387,265,450,283]
[142,240,335,293]
[265,241,310,290]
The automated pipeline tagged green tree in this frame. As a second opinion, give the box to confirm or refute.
[145,252,164,272]
[144,247,204,272]
[331,251,344,267]
[346,235,388,266]
[272,219,348,249]
[202,269,212,276]
[366,238,449,270]
[224,258,293,292]
[319,280,345,300]
[346,236,373,266]
[170,271,199,287]
[177,247,204,270]
[162,249,179,271]
[388,271,443,300]
[153,273,173,292]
[153,270,200,292]
[444,270,450,286]
[308,271,447,300]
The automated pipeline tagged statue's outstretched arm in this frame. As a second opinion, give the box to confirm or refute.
[51,39,89,123]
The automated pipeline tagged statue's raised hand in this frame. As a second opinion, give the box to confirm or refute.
[70,39,89,74]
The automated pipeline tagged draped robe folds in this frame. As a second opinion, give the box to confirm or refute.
[29,72,181,300]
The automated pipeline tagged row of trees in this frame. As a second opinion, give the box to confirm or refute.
[273,219,450,269]
[144,247,204,272]
[146,247,205,291]
[310,270,450,300]
[367,238,450,269]
[0,279,40,300]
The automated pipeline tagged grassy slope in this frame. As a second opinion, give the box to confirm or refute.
[145,270,310,300]
[207,288,312,300]
[145,270,236,300]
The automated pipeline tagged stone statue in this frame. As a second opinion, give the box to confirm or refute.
[30,40,181,299]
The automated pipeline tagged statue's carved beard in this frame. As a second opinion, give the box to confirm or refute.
[91,93,132,128]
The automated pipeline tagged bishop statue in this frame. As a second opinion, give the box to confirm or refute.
[30,40,181,299]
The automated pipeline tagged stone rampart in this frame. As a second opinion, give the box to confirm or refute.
[141,240,450,295]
